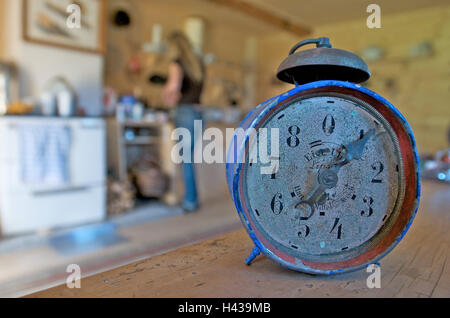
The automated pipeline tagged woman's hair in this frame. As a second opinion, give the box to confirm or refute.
[167,32,204,83]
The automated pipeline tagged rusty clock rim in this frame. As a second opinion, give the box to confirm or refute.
[231,83,419,274]
[240,92,405,263]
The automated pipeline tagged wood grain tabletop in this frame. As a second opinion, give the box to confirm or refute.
[28,181,450,298]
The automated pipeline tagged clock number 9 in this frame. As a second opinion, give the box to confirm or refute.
[287,126,301,148]
[361,196,374,217]
[270,193,284,215]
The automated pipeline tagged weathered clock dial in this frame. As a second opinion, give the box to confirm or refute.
[244,94,403,258]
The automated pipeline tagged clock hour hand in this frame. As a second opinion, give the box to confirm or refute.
[294,184,326,219]
[294,169,339,219]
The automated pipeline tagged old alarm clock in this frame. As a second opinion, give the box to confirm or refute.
[226,38,420,274]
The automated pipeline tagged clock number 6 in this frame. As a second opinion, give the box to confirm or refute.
[270,193,284,215]
[287,126,300,148]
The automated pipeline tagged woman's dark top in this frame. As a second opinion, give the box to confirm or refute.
[174,59,204,105]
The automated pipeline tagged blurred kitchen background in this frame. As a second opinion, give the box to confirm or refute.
[0,0,448,296]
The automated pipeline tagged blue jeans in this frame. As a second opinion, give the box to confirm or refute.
[174,105,203,208]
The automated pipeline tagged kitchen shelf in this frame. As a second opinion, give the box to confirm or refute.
[123,136,160,146]
[106,117,179,206]
[120,120,162,128]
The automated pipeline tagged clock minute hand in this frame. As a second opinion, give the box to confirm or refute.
[294,129,376,219]
[336,129,375,166]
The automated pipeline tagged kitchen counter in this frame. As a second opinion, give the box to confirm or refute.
[28,180,450,298]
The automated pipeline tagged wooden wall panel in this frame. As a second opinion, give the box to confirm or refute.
[105,0,267,109]
[256,5,450,152]
[105,2,450,152]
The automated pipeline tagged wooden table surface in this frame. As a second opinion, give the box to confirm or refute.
[29,181,450,298]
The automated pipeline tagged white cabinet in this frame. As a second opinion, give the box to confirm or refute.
[71,119,106,185]
[0,116,106,236]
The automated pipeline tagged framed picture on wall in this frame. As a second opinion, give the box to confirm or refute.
[23,0,105,54]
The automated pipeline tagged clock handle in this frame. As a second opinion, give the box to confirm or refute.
[288,37,332,55]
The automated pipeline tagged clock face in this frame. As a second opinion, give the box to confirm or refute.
[243,93,405,259]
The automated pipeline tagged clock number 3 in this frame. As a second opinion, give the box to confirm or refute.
[270,193,284,215]
[361,196,374,217]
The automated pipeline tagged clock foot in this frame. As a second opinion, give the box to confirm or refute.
[245,246,261,266]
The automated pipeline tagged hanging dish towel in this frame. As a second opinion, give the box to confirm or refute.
[19,124,71,185]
